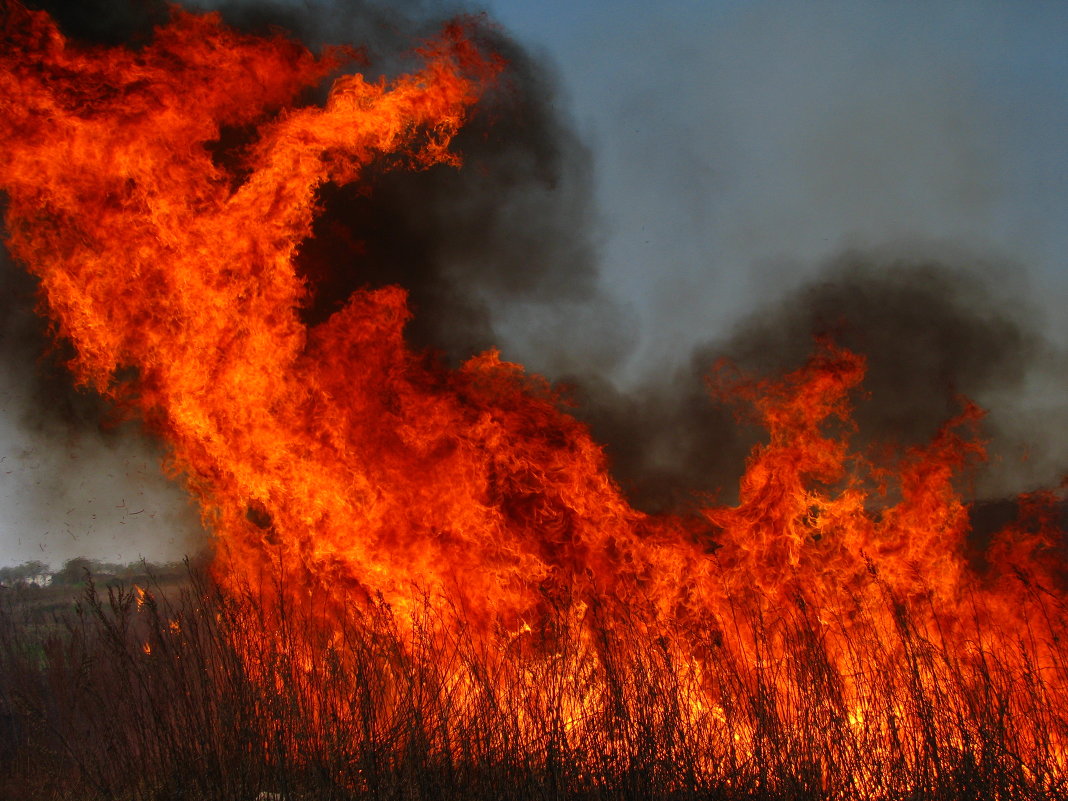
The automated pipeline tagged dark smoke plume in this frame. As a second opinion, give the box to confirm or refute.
[571,253,1067,513]
[291,24,600,364]
[21,0,168,45]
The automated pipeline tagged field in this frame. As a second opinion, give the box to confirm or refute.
[2,559,1066,801]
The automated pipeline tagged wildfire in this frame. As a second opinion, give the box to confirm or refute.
[1,0,1065,792]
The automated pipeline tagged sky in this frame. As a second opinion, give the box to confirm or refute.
[1,0,1066,567]
[481,0,1068,375]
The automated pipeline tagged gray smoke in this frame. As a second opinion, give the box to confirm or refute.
[0,232,204,567]
[569,252,1068,513]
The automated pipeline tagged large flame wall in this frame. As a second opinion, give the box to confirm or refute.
[2,2,1066,775]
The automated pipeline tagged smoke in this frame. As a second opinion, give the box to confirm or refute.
[570,252,1068,513]
[486,1,1068,514]
[153,0,608,367]
[20,0,169,44]
[289,25,604,365]
[0,225,204,566]
[0,223,105,436]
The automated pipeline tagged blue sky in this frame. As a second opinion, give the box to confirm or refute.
[2,0,1066,567]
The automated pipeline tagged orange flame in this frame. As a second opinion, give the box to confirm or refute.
[1,0,1065,781]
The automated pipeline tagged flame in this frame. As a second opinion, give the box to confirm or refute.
[1,0,1066,786]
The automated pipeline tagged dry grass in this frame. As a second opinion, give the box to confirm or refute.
[1,563,1066,801]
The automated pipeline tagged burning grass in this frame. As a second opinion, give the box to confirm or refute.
[1,561,1066,801]
[3,4,1068,798]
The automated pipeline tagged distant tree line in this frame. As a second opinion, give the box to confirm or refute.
[0,560,50,586]
[0,558,190,587]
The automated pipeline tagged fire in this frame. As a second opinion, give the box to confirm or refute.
[1,0,1066,790]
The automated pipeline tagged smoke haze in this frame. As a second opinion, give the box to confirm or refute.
[573,253,1068,512]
